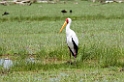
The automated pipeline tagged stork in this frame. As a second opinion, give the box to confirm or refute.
[59,18,79,63]
[70,10,72,14]
[2,11,9,16]
[61,9,67,14]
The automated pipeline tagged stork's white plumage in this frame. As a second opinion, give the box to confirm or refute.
[59,18,79,61]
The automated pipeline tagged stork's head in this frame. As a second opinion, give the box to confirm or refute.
[59,18,72,33]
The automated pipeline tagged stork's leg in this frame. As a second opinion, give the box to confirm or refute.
[69,51,72,63]
[74,57,76,65]
[73,52,77,65]
[68,47,72,64]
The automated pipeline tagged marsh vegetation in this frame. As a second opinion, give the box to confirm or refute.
[0,1,124,82]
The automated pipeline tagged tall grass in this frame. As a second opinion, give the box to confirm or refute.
[0,1,124,70]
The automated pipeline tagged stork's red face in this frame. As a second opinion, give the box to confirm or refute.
[59,18,69,33]
[66,18,69,24]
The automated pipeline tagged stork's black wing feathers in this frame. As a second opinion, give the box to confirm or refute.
[72,38,78,56]
[68,38,78,58]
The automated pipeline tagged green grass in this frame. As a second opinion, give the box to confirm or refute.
[0,1,124,81]
[1,67,124,82]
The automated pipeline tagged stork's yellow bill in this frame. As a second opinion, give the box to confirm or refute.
[59,21,67,33]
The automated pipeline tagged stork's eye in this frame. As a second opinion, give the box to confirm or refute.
[66,18,69,24]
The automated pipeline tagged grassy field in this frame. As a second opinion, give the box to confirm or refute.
[1,67,124,82]
[0,1,124,82]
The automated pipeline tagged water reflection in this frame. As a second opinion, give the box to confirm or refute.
[0,55,13,74]
[3,57,13,71]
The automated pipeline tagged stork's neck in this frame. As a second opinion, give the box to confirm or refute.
[66,22,72,37]
[66,22,71,33]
